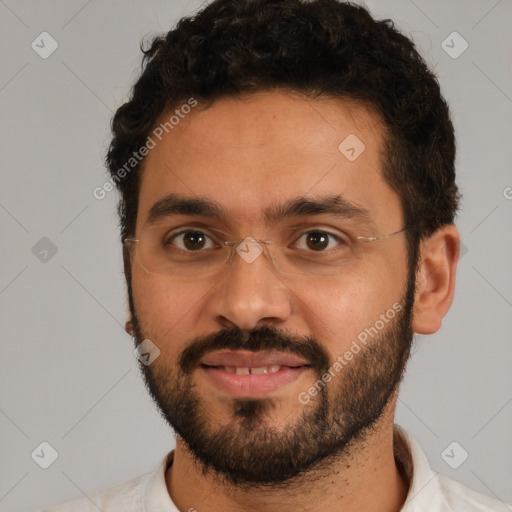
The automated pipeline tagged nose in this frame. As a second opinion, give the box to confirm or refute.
[207,240,293,330]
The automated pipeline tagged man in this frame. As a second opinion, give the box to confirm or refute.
[44,0,511,510]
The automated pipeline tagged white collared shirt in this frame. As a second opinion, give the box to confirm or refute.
[42,424,511,511]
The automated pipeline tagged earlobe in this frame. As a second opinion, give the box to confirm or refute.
[125,317,134,335]
[412,224,460,335]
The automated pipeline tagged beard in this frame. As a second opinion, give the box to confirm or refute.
[129,279,415,488]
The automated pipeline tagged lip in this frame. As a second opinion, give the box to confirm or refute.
[200,349,310,368]
[199,350,311,398]
[200,365,310,398]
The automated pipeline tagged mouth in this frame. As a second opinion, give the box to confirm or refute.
[198,350,312,398]
[202,364,301,375]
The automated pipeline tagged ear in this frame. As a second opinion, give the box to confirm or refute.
[125,317,134,335]
[123,244,135,336]
[412,224,460,334]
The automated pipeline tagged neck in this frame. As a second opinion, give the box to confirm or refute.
[165,407,409,512]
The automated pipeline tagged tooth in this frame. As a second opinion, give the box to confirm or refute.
[224,366,237,373]
[250,366,268,375]
[268,365,281,373]
[235,367,250,375]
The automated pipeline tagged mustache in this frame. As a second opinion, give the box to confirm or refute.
[179,325,330,374]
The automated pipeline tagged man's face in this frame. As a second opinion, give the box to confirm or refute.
[128,92,414,485]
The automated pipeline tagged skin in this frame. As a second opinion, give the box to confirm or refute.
[128,91,460,512]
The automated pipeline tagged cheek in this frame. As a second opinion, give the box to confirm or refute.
[290,261,405,357]
[298,283,372,352]
[131,269,208,349]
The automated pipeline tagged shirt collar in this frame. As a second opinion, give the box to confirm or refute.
[141,450,178,512]
[394,424,448,511]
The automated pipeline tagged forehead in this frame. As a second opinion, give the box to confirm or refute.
[136,91,402,231]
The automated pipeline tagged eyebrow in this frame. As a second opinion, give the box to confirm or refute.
[145,193,373,227]
[263,195,373,226]
[146,194,230,225]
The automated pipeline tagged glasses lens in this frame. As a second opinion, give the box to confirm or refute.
[266,230,356,276]
[130,226,231,279]
[127,223,404,279]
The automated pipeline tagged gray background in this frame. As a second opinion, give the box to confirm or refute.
[0,0,511,510]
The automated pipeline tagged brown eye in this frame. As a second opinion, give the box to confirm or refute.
[167,230,215,251]
[293,230,345,252]
[183,231,206,250]
[305,232,329,251]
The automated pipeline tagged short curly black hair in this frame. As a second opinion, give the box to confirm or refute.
[107,0,459,265]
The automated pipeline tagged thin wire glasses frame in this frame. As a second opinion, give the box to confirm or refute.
[123,224,411,279]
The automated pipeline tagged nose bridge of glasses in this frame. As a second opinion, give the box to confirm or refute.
[225,236,275,268]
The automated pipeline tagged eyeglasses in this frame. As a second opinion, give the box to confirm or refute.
[124,223,409,280]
